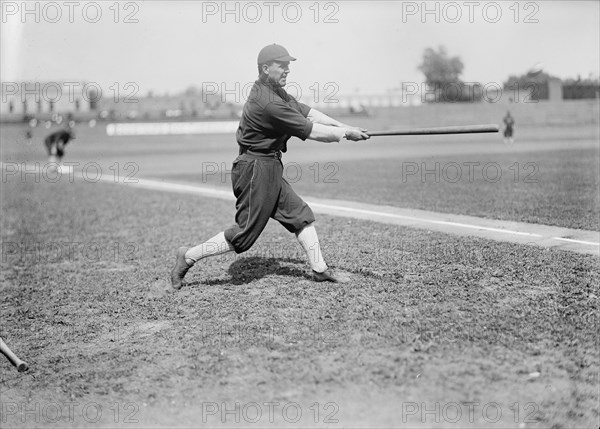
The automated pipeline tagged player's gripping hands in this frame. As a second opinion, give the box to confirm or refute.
[344,127,370,141]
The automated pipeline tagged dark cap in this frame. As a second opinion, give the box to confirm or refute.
[257,44,296,65]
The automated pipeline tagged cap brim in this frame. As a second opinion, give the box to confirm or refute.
[274,55,296,62]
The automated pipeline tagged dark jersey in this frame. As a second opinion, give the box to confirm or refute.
[236,80,313,153]
[45,130,73,146]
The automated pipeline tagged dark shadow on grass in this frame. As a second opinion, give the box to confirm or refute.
[187,256,310,286]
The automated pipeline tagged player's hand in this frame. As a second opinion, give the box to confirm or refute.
[344,128,370,141]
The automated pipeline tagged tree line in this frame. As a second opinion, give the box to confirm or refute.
[418,46,599,102]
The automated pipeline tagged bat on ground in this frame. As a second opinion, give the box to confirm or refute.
[0,338,29,372]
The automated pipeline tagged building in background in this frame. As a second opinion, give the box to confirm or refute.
[0,81,99,119]
[2,75,597,123]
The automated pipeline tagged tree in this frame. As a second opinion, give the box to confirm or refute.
[418,46,464,88]
[417,46,474,102]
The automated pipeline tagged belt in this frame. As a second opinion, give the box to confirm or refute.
[241,148,282,159]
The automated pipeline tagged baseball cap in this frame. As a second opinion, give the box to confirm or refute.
[257,44,296,64]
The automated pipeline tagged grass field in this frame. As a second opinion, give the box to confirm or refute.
[176,146,600,231]
[1,121,599,428]
[5,121,597,230]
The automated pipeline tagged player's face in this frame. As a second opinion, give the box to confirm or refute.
[266,61,290,87]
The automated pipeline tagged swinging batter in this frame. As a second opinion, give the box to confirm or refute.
[170,44,370,290]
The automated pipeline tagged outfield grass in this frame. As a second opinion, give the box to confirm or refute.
[303,146,599,231]
[1,174,598,427]
[171,146,600,232]
[2,123,598,232]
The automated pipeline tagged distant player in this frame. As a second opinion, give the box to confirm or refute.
[25,129,33,145]
[44,126,75,167]
[25,118,37,145]
[503,111,515,145]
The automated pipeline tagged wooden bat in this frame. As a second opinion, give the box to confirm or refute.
[366,124,499,137]
[0,338,29,372]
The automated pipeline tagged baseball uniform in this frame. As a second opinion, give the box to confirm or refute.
[170,44,369,290]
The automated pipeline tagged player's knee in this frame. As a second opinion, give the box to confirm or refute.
[226,229,256,254]
[233,237,256,254]
[294,221,315,236]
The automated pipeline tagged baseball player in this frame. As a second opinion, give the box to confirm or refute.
[44,126,75,166]
[503,111,515,145]
[25,129,33,145]
[25,118,37,145]
[170,44,370,290]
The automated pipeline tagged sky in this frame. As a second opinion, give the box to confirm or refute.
[1,1,599,97]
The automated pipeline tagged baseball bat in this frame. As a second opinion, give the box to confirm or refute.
[366,124,499,137]
[0,338,29,372]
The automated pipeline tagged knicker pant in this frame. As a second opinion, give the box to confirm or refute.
[224,155,315,254]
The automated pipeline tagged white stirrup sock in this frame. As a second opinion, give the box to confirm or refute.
[296,224,328,273]
[184,232,234,265]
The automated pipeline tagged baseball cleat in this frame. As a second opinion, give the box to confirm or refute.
[312,268,351,283]
[170,247,192,290]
